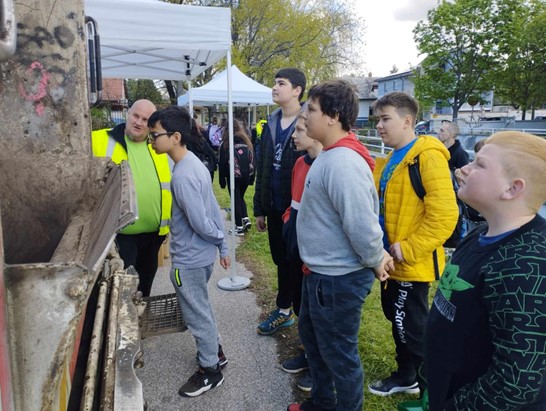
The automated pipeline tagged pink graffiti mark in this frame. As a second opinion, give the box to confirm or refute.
[18,61,50,117]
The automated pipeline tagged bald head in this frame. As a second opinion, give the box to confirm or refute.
[438,121,459,147]
[125,99,156,142]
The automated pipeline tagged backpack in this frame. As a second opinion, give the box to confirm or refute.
[408,155,468,248]
[233,143,255,184]
[187,139,217,175]
[208,124,222,148]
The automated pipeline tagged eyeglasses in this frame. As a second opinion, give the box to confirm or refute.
[148,131,174,141]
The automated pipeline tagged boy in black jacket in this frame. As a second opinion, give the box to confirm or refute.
[253,68,306,335]
[423,131,546,410]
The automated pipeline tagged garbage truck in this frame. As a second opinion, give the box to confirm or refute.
[0,0,184,409]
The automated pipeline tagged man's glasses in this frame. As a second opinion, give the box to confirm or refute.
[148,131,174,141]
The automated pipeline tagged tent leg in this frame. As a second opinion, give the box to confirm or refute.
[217,50,250,292]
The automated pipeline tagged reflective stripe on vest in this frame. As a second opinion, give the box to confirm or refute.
[91,129,172,234]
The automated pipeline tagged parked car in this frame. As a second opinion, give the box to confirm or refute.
[458,134,489,160]
[415,120,430,135]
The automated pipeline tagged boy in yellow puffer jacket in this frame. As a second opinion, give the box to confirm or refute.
[368,92,459,397]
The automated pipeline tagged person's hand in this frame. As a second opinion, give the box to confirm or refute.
[373,250,394,281]
[255,216,267,232]
[389,242,404,263]
[220,256,231,270]
[384,250,395,272]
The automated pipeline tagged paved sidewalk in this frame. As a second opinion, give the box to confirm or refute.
[136,236,294,410]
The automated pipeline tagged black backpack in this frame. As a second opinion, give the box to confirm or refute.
[408,155,468,249]
[233,143,255,184]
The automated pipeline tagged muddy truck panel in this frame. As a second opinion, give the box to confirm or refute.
[0,0,143,410]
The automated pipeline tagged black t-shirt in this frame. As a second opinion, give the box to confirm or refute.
[271,116,295,211]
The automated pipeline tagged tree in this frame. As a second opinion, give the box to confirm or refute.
[125,79,166,107]
[493,1,546,119]
[413,0,500,119]
[161,0,365,98]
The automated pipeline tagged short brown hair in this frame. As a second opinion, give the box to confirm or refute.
[372,92,419,125]
[307,79,359,132]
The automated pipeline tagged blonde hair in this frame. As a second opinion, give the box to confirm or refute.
[485,131,546,212]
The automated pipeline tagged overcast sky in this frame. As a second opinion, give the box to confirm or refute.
[354,0,438,77]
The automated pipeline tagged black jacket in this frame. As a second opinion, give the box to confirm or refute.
[253,107,304,217]
[447,140,469,171]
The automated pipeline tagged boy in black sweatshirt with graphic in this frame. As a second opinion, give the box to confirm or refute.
[424,131,546,410]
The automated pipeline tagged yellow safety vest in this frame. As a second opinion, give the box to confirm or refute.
[256,119,267,137]
[92,129,172,235]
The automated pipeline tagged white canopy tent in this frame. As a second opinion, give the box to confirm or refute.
[85,0,249,290]
[85,0,230,80]
[177,65,274,106]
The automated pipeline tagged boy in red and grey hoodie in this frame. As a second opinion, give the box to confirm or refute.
[279,106,322,392]
[287,80,394,411]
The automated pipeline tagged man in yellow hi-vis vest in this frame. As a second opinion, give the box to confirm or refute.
[92,99,172,297]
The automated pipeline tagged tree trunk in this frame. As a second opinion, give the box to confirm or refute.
[165,80,177,105]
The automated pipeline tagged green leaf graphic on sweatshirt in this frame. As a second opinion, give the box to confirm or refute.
[439,262,474,300]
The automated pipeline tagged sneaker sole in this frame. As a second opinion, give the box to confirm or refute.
[281,365,309,374]
[368,384,419,396]
[256,318,295,335]
[219,358,228,368]
[297,382,312,392]
[179,376,224,397]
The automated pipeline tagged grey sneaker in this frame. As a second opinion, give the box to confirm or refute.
[368,375,419,396]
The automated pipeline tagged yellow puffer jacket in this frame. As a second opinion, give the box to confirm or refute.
[373,135,459,282]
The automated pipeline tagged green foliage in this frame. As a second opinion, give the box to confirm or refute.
[413,0,501,118]
[231,0,364,85]
[125,79,166,107]
[413,0,546,119]
[165,0,365,88]
[90,107,115,131]
[493,1,546,118]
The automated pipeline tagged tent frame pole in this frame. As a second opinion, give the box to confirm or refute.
[218,51,251,291]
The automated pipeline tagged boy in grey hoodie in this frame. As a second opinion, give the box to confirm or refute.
[287,80,394,411]
[148,106,230,398]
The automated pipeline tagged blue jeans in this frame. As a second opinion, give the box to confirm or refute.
[299,269,375,411]
[170,264,220,368]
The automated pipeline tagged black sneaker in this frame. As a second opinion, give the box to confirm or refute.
[179,365,224,397]
[297,371,312,392]
[242,217,251,231]
[228,226,245,236]
[195,345,228,369]
[281,351,309,374]
[368,375,419,396]
[217,345,228,368]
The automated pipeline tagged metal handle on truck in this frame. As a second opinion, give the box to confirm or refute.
[85,16,103,107]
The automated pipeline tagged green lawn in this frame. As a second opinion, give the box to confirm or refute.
[213,178,436,411]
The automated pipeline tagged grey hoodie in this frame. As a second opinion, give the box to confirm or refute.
[170,151,228,269]
[297,136,384,275]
